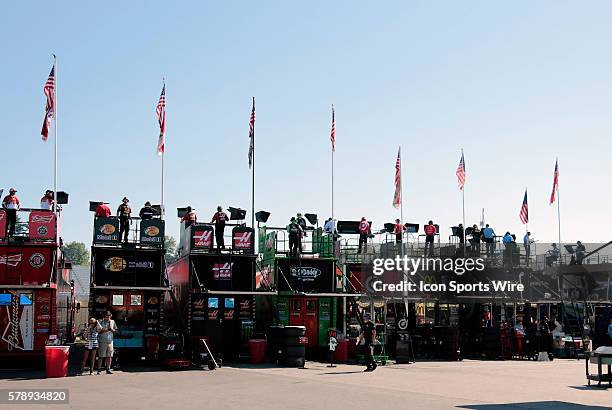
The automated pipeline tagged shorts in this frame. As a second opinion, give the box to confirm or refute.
[98,342,114,358]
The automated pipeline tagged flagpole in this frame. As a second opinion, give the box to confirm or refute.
[331,105,335,225]
[461,149,466,257]
[251,97,255,229]
[161,79,165,217]
[556,160,562,263]
[53,54,58,244]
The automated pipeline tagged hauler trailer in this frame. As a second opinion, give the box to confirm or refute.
[256,220,360,358]
[0,204,75,362]
[88,205,168,361]
[166,208,273,362]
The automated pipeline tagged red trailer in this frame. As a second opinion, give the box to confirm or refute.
[0,209,74,360]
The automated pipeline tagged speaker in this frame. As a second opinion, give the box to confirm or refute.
[228,207,247,220]
[384,223,395,233]
[336,221,360,234]
[56,191,69,205]
[89,201,102,212]
[304,213,318,226]
[255,211,271,223]
[177,207,188,218]
[405,223,419,233]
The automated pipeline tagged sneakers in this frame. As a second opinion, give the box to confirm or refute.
[106,369,113,374]
[96,370,101,375]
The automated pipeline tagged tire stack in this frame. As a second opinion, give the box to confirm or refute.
[268,326,306,367]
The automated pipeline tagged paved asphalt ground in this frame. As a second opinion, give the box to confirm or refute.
[0,360,610,409]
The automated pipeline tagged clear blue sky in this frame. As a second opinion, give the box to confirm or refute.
[2,1,612,246]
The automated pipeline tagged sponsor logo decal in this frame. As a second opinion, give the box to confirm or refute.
[31,214,53,223]
[144,226,160,237]
[37,226,49,235]
[290,266,322,281]
[103,257,128,272]
[0,254,22,267]
[234,231,253,249]
[193,230,212,247]
[100,224,116,235]
[213,262,233,280]
[29,253,46,268]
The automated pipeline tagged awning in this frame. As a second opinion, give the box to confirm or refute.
[91,285,171,291]
[195,290,277,296]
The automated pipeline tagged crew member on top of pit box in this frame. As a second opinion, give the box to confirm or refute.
[40,190,54,210]
[424,220,436,257]
[139,201,155,220]
[286,217,303,257]
[181,206,197,229]
[95,202,111,218]
[2,188,20,238]
[393,219,404,244]
[116,197,132,243]
[357,217,370,254]
[211,206,229,250]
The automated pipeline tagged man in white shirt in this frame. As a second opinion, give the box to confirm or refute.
[97,311,118,374]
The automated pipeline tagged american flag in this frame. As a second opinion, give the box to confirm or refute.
[41,64,55,141]
[330,105,336,152]
[519,189,529,224]
[456,151,466,190]
[248,97,255,168]
[393,147,401,208]
[549,159,559,205]
[156,83,166,155]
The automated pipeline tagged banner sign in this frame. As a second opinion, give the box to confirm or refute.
[139,219,164,245]
[29,211,56,240]
[92,247,163,287]
[277,258,335,293]
[232,227,254,252]
[262,231,276,262]
[93,217,120,244]
[191,225,214,251]
[191,254,255,292]
[0,246,52,286]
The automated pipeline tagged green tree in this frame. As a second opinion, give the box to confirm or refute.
[164,235,178,264]
[63,241,90,265]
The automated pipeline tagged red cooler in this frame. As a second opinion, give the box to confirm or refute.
[45,346,70,378]
[248,339,267,364]
[333,339,348,362]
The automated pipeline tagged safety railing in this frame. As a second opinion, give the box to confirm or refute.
[92,216,165,248]
[0,208,58,243]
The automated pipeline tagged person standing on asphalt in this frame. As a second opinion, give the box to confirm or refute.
[358,313,377,372]
[80,317,101,375]
[117,197,132,243]
[357,217,370,254]
[97,311,118,374]
[211,206,230,250]
[424,220,436,257]
[482,224,496,256]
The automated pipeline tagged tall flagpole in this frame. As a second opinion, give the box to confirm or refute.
[461,149,466,257]
[251,97,255,229]
[161,79,165,217]
[556,160,562,263]
[53,54,58,243]
[331,107,334,223]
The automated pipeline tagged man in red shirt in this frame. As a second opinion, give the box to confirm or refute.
[357,217,370,254]
[393,219,404,244]
[423,220,437,257]
[181,206,197,228]
[95,202,111,218]
[211,206,229,250]
[2,188,20,238]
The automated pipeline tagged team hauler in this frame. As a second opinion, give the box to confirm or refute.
[88,201,167,362]
[0,191,75,361]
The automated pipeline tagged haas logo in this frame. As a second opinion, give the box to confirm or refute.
[212,262,233,280]
[193,231,212,247]
[31,215,54,223]
[234,231,253,249]
[0,254,22,267]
